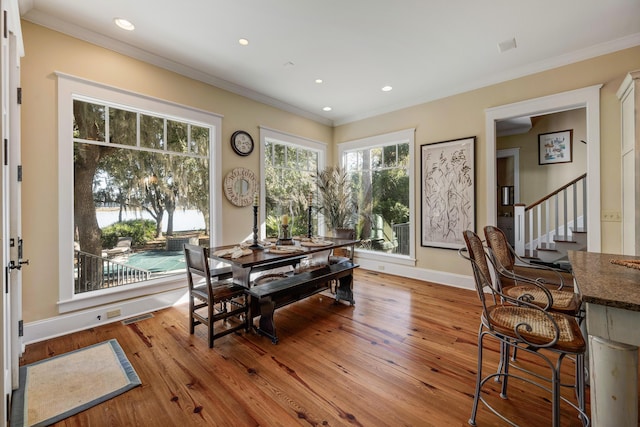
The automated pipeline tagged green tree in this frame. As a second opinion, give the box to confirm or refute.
[74,101,116,256]
[372,168,409,225]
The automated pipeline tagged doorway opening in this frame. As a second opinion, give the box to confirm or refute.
[485,85,602,253]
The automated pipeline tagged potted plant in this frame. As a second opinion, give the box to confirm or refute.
[315,166,355,233]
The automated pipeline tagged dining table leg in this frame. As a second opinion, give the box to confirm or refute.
[335,274,355,305]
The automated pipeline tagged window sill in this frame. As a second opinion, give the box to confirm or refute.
[58,274,185,313]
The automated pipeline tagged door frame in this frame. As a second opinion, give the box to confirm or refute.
[485,85,602,253]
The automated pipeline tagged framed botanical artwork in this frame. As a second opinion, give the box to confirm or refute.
[420,136,475,249]
[538,129,572,165]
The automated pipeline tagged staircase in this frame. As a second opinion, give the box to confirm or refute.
[512,173,587,264]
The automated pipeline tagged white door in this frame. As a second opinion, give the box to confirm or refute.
[1,0,24,420]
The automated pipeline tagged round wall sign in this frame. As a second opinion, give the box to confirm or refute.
[223,167,258,207]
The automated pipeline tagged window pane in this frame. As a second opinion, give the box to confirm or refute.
[109,107,136,146]
[370,147,382,169]
[73,100,105,141]
[308,151,318,172]
[190,125,209,156]
[383,145,397,167]
[273,144,285,168]
[398,142,409,165]
[167,120,188,153]
[344,151,361,171]
[286,146,297,169]
[140,114,164,149]
[264,142,273,166]
[298,149,309,171]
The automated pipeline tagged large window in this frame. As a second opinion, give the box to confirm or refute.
[58,75,222,312]
[260,128,326,238]
[339,129,415,260]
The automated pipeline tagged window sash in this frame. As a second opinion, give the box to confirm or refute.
[57,73,223,312]
[338,128,415,261]
[259,127,327,237]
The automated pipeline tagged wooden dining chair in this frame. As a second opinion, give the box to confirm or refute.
[460,230,588,427]
[329,228,356,264]
[328,228,355,293]
[184,244,248,347]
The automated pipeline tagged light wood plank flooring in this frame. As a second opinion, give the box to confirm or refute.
[17,269,619,426]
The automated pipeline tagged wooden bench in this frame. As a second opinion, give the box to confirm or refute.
[247,261,358,343]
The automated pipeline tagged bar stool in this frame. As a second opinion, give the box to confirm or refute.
[459,230,588,426]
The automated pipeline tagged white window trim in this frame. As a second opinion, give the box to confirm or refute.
[57,72,223,313]
[258,126,327,236]
[338,128,416,266]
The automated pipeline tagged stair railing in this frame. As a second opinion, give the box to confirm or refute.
[513,173,586,258]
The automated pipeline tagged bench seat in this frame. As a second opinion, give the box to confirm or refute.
[247,261,358,343]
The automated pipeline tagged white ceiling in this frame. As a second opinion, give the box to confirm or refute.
[18,0,640,126]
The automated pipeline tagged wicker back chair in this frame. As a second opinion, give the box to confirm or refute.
[483,225,582,317]
[460,230,588,427]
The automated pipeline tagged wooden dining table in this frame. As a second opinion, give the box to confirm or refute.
[209,236,358,289]
[209,236,359,343]
[569,250,640,426]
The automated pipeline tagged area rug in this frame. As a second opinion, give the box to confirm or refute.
[11,339,141,427]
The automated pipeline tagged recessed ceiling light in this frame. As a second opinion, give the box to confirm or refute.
[114,18,135,31]
[315,79,323,84]
[381,86,393,92]
[322,106,332,112]
[238,38,249,46]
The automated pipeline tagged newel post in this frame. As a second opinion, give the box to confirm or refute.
[513,203,526,256]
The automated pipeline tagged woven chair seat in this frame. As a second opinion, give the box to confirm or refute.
[504,285,581,314]
[487,305,585,353]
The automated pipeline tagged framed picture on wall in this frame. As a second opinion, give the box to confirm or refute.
[538,129,573,165]
[420,136,475,249]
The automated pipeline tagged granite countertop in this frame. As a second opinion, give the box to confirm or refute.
[569,250,640,311]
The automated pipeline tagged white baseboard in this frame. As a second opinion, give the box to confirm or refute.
[355,258,474,291]
[22,265,474,347]
[22,287,189,346]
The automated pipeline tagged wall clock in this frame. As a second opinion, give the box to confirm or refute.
[230,130,254,156]
[223,167,258,207]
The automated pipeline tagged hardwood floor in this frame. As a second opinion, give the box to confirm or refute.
[18,269,606,426]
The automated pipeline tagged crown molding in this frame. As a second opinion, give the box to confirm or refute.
[20,9,334,127]
[21,8,640,128]
[333,33,640,126]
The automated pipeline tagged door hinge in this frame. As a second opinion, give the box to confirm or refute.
[18,320,23,337]
[3,11,7,39]
[4,267,8,293]
[17,87,21,105]
[17,165,22,182]
[5,394,9,423]
[3,138,7,166]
